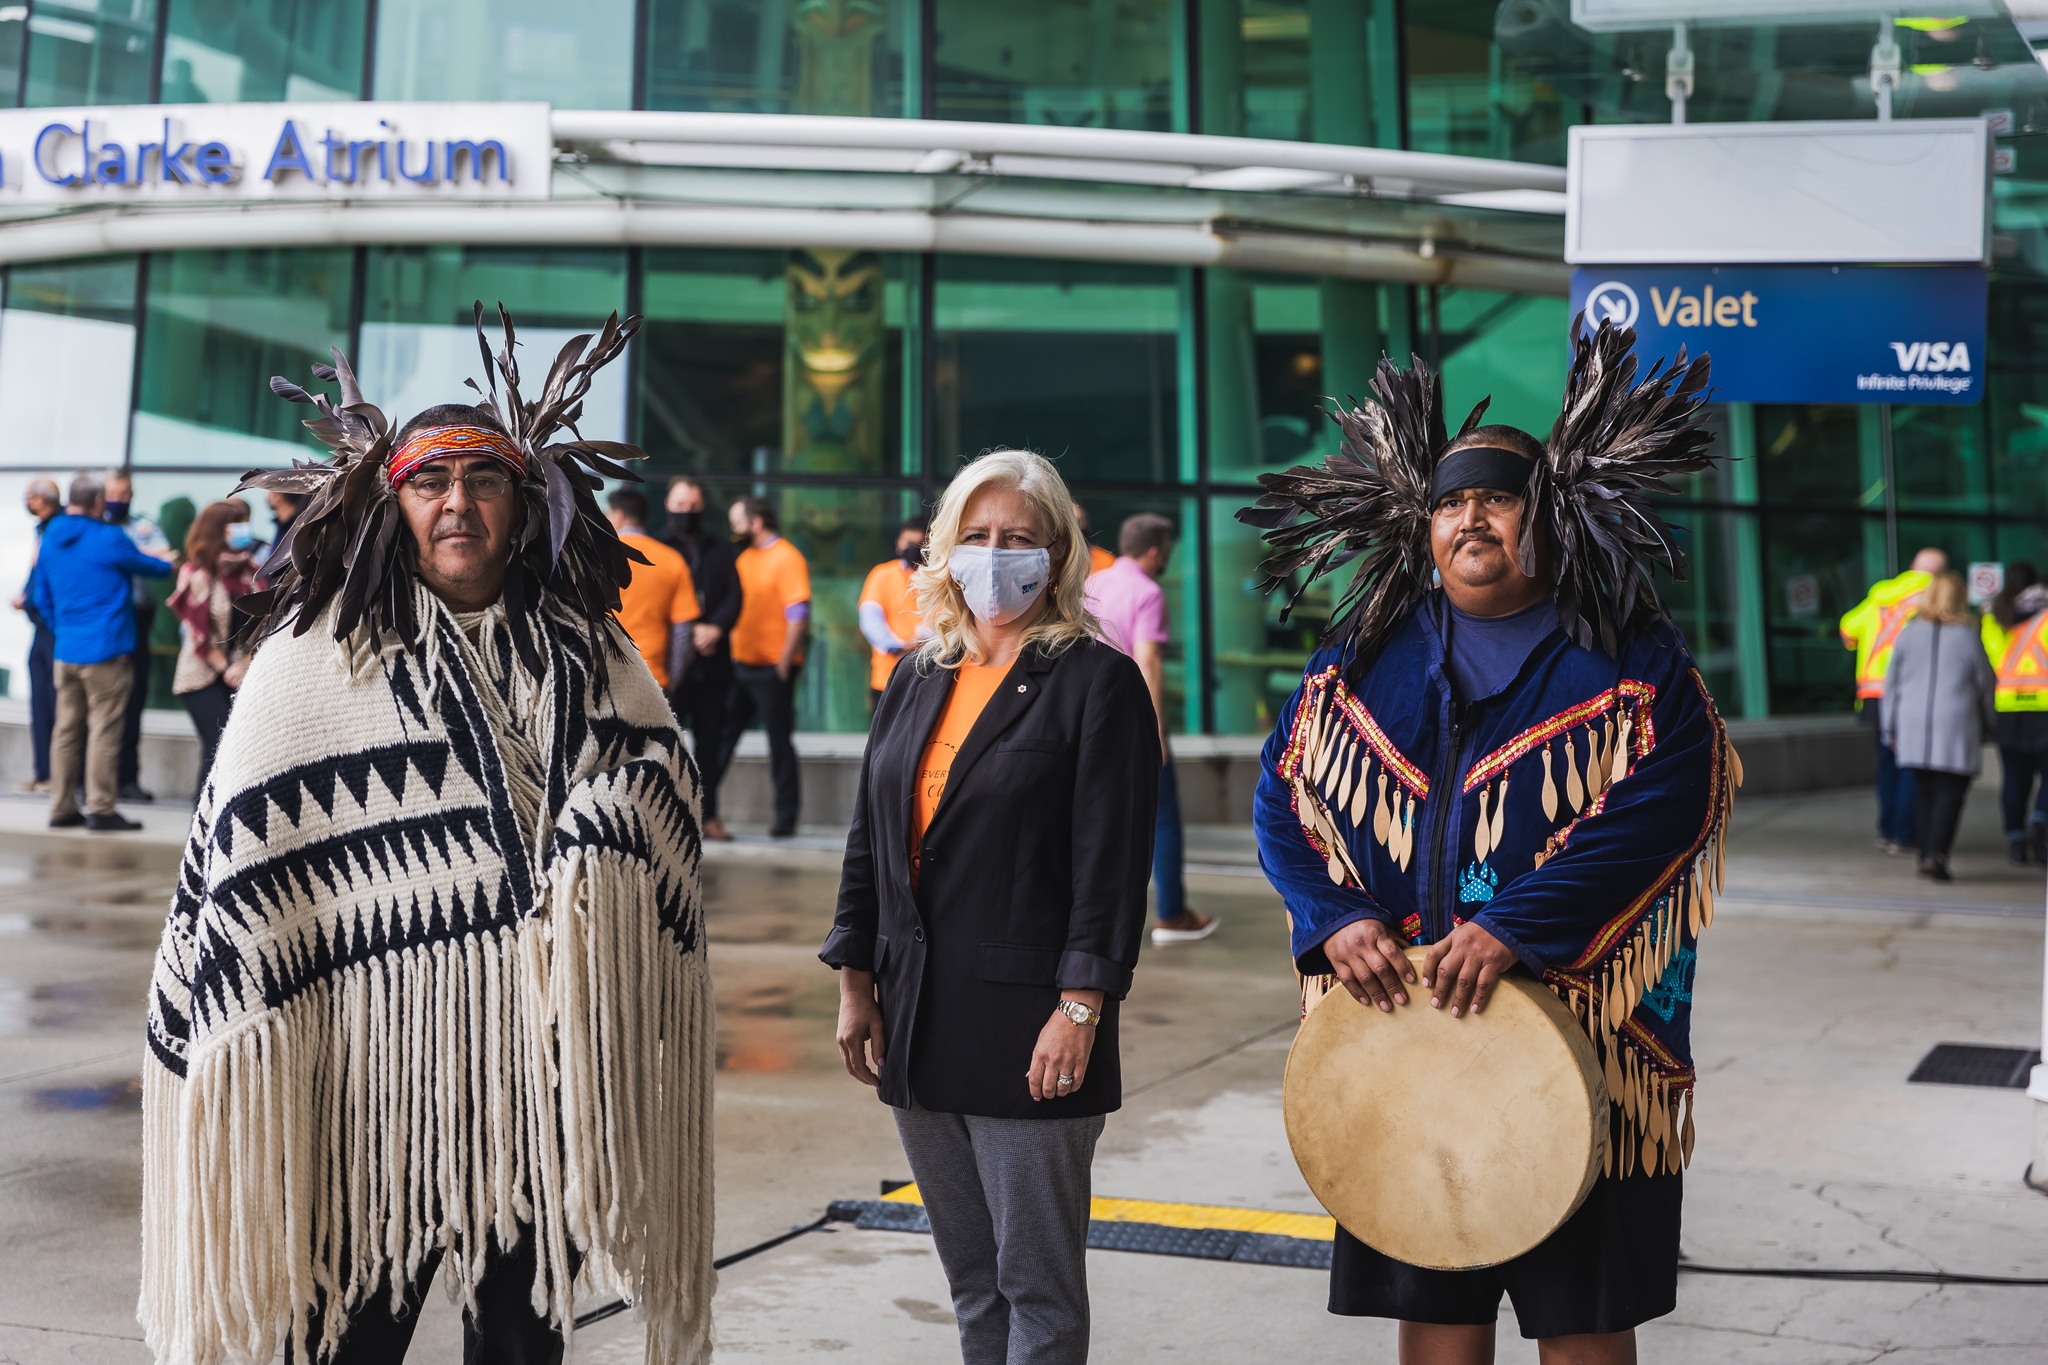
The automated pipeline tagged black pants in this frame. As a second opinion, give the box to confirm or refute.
[670,652,732,820]
[722,662,801,835]
[1911,768,1972,862]
[179,680,233,797]
[295,1232,570,1365]
[117,604,154,788]
[1998,745,2048,843]
[27,623,53,782]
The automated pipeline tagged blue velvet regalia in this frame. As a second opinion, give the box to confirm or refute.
[1255,607,1735,1178]
[1241,318,1734,1180]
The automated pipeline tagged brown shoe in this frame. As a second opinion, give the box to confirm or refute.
[702,817,733,843]
[1151,911,1218,944]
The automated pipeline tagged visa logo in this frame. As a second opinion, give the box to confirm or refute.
[1889,341,1972,373]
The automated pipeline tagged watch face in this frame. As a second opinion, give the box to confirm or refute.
[1061,1001,1084,1021]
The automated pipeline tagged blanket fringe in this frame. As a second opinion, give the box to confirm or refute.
[138,851,714,1365]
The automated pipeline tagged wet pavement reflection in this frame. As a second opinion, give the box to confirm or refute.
[0,824,1304,1354]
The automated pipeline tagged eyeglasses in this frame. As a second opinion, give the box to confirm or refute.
[403,470,515,502]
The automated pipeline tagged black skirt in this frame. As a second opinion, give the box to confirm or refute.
[1328,1171,1682,1339]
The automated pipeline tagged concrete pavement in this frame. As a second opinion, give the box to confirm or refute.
[2,772,2047,1362]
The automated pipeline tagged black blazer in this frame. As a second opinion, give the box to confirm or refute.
[821,636,1161,1120]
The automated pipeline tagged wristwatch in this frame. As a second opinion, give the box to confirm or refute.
[1056,999,1102,1027]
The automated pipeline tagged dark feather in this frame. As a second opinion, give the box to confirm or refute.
[1234,317,1716,662]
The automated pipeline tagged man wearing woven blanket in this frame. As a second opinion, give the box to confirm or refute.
[140,308,714,1365]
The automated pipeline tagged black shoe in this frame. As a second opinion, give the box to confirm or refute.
[48,812,84,829]
[768,825,797,839]
[2011,841,2030,866]
[85,812,142,832]
[2030,825,2048,865]
[1927,858,1953,883]
[118,783,154,803]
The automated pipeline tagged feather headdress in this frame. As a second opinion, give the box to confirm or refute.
[1238,317,1715,662]
[238,303,648,680]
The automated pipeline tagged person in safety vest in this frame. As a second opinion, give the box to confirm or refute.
[1840,548,1945,853]
[1988,567,2048,864]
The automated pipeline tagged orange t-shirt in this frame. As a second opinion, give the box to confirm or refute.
[859,558,924,691]
[616,531,700,689]
[732,536,812,667]
[1088,544,1115,575]
[911,662,1010,876]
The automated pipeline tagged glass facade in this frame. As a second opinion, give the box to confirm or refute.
[160,0,364,103]
[1,1,2045,737]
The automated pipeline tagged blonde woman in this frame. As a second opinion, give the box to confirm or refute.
[823,450,1160,1365]
[1882,570,1995,881]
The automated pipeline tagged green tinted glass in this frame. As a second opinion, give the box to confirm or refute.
[374,0,633,107]
[1206,0,1402,146]
[636,247,905,478]
[933,0,1176,130]
[132,248,354,468]
[160,0,366,103]
[0,257,139,468]
[645,0,909,115]
[1208,494,1325,735]
[1759,511,1870,715]
[934,256,1180,484]
[23,0,161,106]
[359,246,630,441]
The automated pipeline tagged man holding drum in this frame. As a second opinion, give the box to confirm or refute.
[1243,320,1737,1363]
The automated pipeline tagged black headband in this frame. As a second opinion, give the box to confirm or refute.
[1430,445,1536,502]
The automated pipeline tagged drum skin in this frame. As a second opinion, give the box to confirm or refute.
[1283,948,1608,1271]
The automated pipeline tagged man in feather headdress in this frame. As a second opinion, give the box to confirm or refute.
[139,308,715,1365]
[1243,320,1737,1362]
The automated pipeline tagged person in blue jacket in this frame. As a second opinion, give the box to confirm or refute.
[1240,321,1737,1365]
[28,472,172,831]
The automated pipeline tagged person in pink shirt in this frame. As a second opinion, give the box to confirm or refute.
[1086,513,1218,943]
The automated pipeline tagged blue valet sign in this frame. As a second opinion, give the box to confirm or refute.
[1568,264,1987,405]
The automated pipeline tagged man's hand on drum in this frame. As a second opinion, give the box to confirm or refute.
[1323,918,1415,1012]
[1422,921,1520,1018]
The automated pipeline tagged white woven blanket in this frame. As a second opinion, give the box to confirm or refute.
[141,589,713,1365]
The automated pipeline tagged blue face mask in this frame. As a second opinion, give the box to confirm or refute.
[226,523,255,551]
[103,500,130,523]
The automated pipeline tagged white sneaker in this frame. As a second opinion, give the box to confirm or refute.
[1151,912,1218,944]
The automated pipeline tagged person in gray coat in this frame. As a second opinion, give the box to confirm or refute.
[1882,571,1996,881]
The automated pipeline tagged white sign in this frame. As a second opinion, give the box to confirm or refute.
[1567,120,1990,266]
[1571,1,2003,30]
[1785,573,1819,619]
[1969,561,2004,606]
[0,102,552,203]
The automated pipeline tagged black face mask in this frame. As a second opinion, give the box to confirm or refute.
[103,500,130,523]
[898,542,923,568]
[671,510,703,535]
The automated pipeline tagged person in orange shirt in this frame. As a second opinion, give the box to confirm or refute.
[722,496,810,838]
[1074,502,1115,575]
[606,488,700,691]
[858,516,929,711]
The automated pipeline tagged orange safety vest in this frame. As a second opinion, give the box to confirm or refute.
[1858,603,1914,700]
[1840,569,1931,703]
[1997,612,2048,711]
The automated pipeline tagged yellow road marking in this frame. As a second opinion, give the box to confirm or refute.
[879,1185,1336,1242]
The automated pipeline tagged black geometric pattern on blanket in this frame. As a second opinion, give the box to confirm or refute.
[144,602,703,1081]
